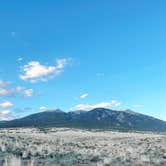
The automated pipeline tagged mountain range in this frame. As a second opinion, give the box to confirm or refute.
[0,108,166,132]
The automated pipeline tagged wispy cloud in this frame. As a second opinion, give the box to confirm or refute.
[0,101,13,109]
[1,110,11,115]
[0,89,12,96]
[15,86,24,93]
[17,57,23,62]
[15,86,34,98]
[20,58,68,83]
[23,89,33,97]
[0,109,16,121]
[80,93,89,99]
[0,80,34,99]
[72,100,121,110]
[0,80,12,96]
[0,80,9,87]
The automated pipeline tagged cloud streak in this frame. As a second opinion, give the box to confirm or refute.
[80,93,89,99]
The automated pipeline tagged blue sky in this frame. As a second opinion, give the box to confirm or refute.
[0,0,166,120]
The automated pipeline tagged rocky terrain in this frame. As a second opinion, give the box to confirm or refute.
[0,128,165,166]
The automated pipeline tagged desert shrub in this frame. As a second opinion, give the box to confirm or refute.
[90,155,101,162]
[37,127,48,134]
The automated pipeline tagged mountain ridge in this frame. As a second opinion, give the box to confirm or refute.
[0,108,166,132]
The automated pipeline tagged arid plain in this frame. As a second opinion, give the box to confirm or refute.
[0,128,165,166]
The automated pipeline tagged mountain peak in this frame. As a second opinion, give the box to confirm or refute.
[90,107,112,112]
[1,107,166,132]
[46,109,64,113]
[70,110,86,114]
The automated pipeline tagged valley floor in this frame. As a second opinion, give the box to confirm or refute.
[0,128,165,166]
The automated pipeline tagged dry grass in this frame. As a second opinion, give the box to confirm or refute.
[0,128,165,166]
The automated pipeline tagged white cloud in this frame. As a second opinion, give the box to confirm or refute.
[0,80,34,98]
[40,106,47,111]
[16,86,34,98]
[80,93,89,99]
[0,109,16,121]
[15,86,24,93]
[23,89,33,97]
[20,58,68,82]
[0,80,9,87]
[17,57,23,62]
[0,89,11,96]
[0,101,13,109]
[1,110,11,115]
[111,100,121,107]
[0,80,13,96]
[72,100,121,110]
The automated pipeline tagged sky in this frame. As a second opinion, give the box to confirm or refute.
[0,0,166,121]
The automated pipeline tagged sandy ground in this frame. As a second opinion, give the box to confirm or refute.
[0,128,165,166]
